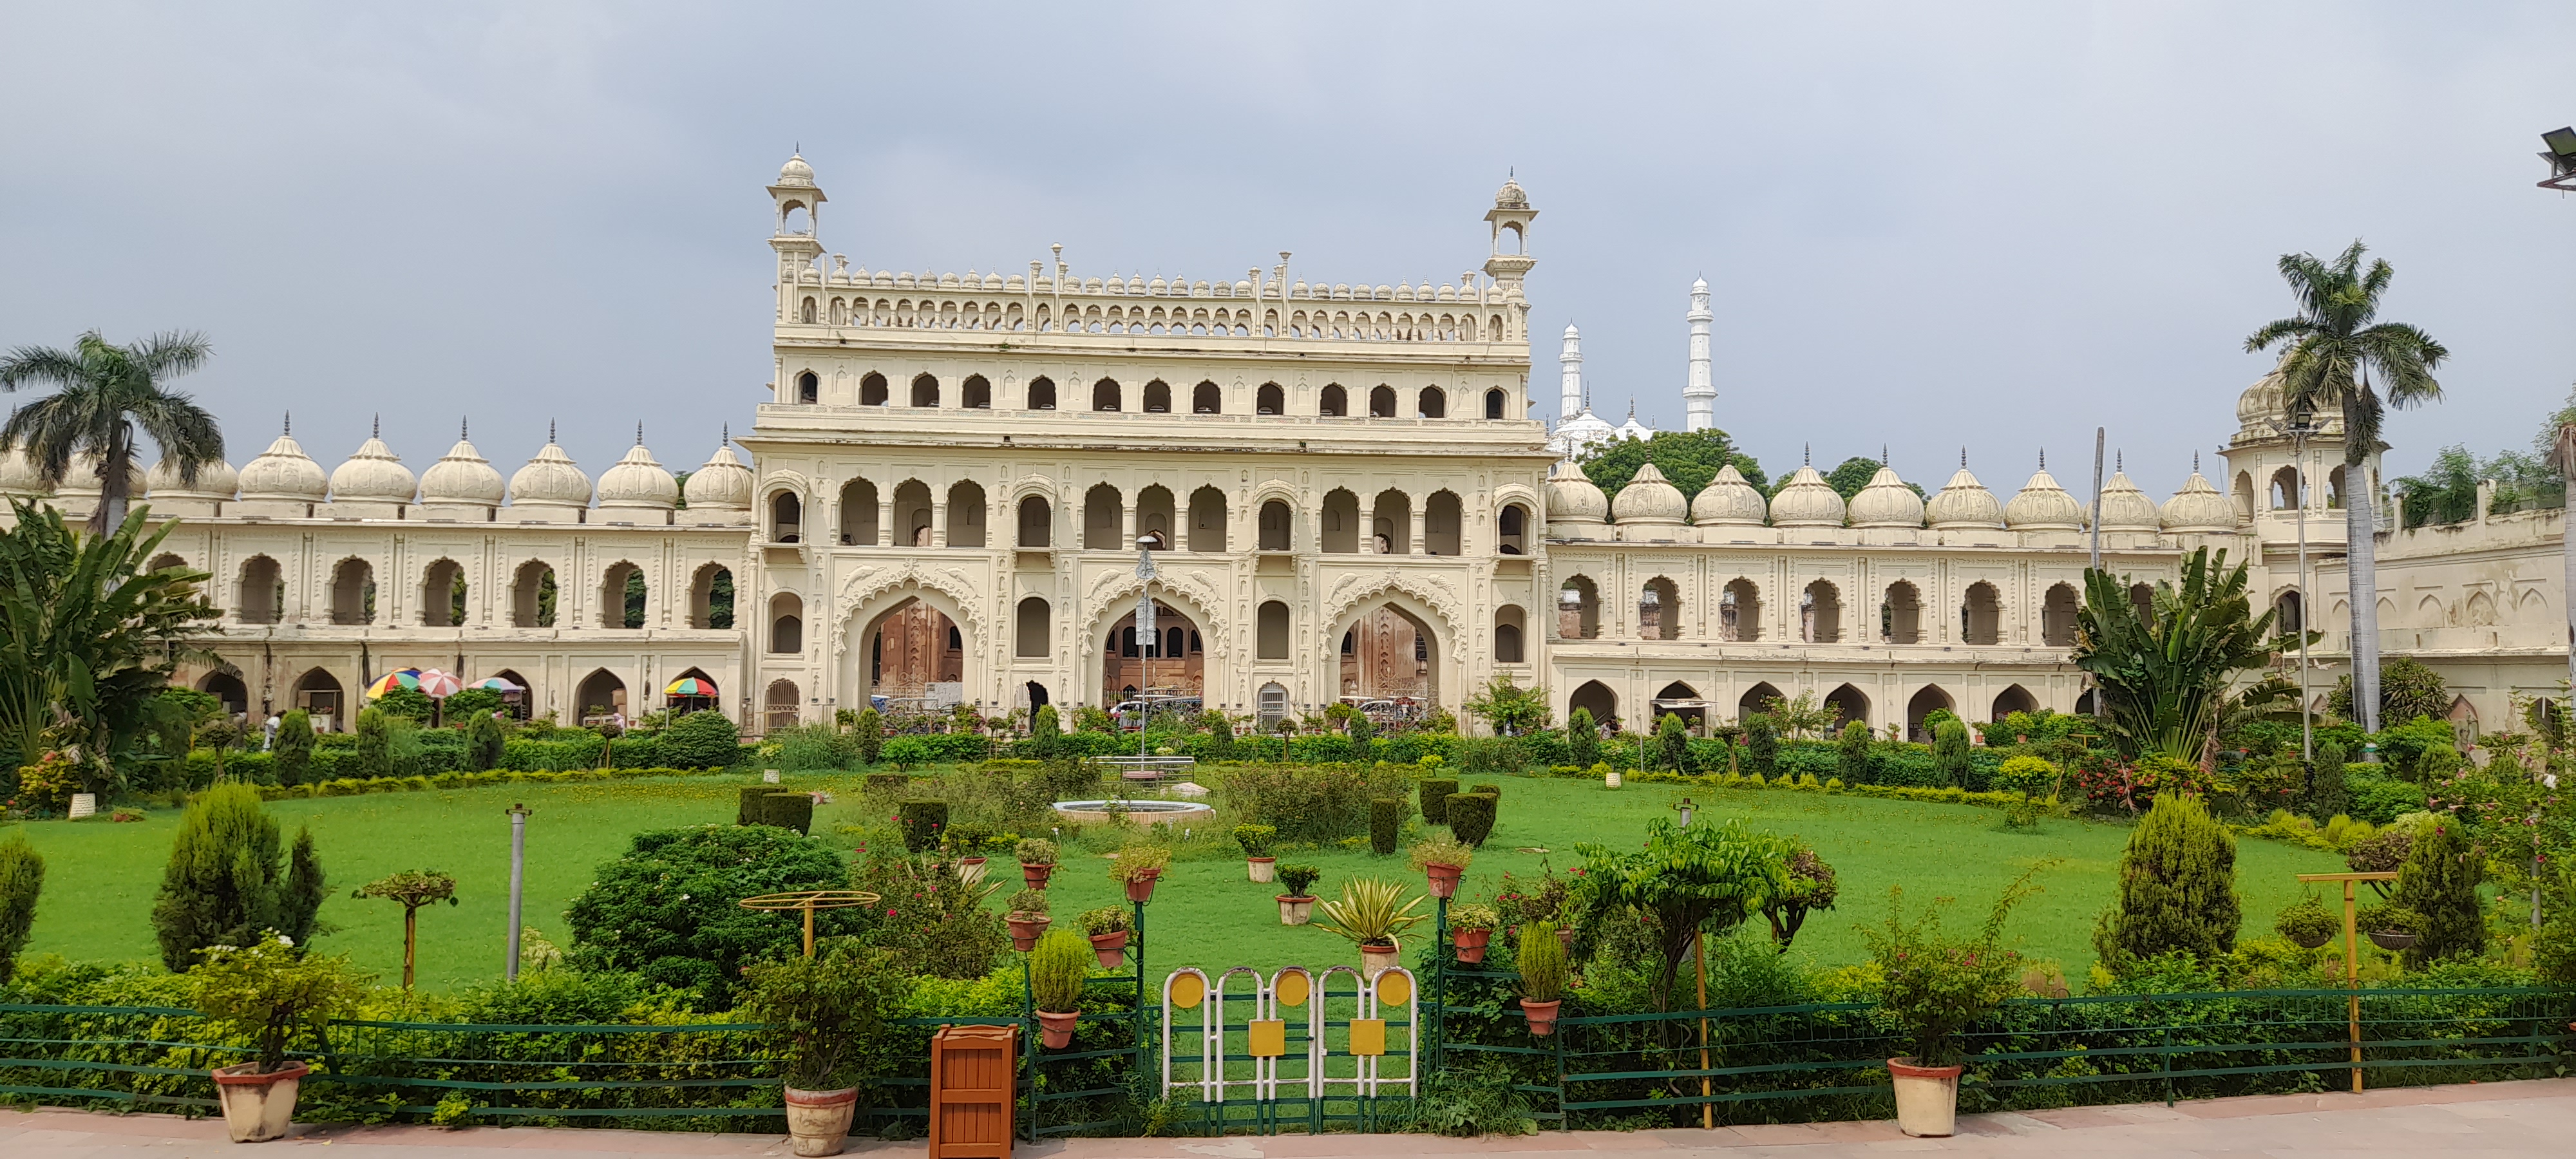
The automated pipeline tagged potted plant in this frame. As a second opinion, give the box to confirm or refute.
[1004,888,1052,952]
[2274,892,2338,950]
[1081,906,1133,968]
[945,822,995,885]
[2358,902,2426,951]
[1409,836,1475,900]
[1859,877,2036,1138]
[1316,877,1428,979]
[1276,863,1322,925]
[188,933,368,1143]
[1517,919,1566,1034]
[1111,844,1171,903]
[1235,824,1278,883]
[1017,837,1057,889]
[1029,929,1092,1048]
[739,938,897,1157]
[1448,903,1499,964]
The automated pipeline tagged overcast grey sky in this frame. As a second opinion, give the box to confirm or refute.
[3,2,2571,500]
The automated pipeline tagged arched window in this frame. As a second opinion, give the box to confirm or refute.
[1882,580,1922,644]
[765,679,800,731]
[1371,490,1410,554]
[1368,385,1397,417]
[688,564,734,628]
[236,555,283,625]
[1018,495,1052,547]
[1417,387,1445,418]
[947,480,986,547]
[1992,684,2038,721]
[2130,582,2156,627]
[1962,581,2003,645]
[799,298,817,324]
[1193,381,1222,414]
[1498,503,1529,554]
[1256,600,1291,659]
[1824,683,1870,728]
[329,558,375,625]
[910,373,940,407]
[860,372,888,406]
[1494,604,1526,663]
[1027,376,1057,410]
[838,478,878,545]
[961,375,992,409]
[894,480,934,547]
[1801,580,1841,643]
[1484,388,1506,419]
[1319,384,1347,417]
[1640,576,1680,640]
[1320,489,1359,553]
[1142,380,1171,413]
[2041,582,2080,646]
[1016,596,1050,657]
[2276,589,2304,634]
[1256,382,1283,415]
[795,371,819,404]
[1188,486,1227,552]
[512,561,557,627]
[1558,576,1601,639]
[1136,485,1175,548]
[2269,466,2301,510]
[1092,377,1122,411]
[1258,500,1294,551]
[1719,578,1762,641]
[1906,685,1954,740]
[768,592,804,654]
[599,561,645,628]
[1083,484,1122,550]
[1569,680,1618,728]
[1423,491,1462,555]
[2231,471,2254,519]
[770,491,802,542]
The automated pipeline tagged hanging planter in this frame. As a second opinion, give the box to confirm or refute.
[1035,1010,1081,1050]
[1016,837,1058,889]
[1409,836,1474,901]
[1519,998,1562,1036]
[1005,913,1051,953]
[2368,929,2420,951]
[1081,906,1134,969]
[1448,903,1499,964]
[1452,927,1492,964]
[1111,845,1171,903]
[1088,929,1130,969]
[1123,867,1162,903]
[1421,863,1463,899]
[1021,862,1056,889]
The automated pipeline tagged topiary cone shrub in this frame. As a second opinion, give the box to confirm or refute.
[1368,798,1403,856]
[1743,713,1780,778]
[762,792,816,834]
[896,800,949,853]
[2392,817,2485,968]
[2092,793,2240,971]
[1445,792,1499,847]
[1419,778,1458,825]
[1028,930,1092,1048]
[738,786,773,826]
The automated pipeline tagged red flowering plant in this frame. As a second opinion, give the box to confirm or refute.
[848,842,1010,980]
[1857,864,2049,1068]
[2070,753,2209,815]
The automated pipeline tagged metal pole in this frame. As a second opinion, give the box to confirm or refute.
[1696,930,1710,1129]
[505,803,530,981]
[2295,426,2314,762]
[2088,428,2103,573]
[2344,878,2361,1093]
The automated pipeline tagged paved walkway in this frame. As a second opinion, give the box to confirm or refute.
[6,1079,2571,1158]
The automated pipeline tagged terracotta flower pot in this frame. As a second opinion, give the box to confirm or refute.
[1519,998,1561,1036]
[1021,862,1056,889]
[1888,1057,1965,1137]
[2369,929,2420,951]
[1088,928,1130,969]
[956,856,988,885]
[1277,895,1316,925]
[1422,862,1463,899]
[1122,867,1161,903]
[1036,1009,1081,1049]
[782,1085,858,1157]
[1557,925,1573,952]
[1453,927,1492,964]
[212,1060,310,1143]
[1246,856,1276,883]
[1006,913,1051,952]
[1359,938,1401,979]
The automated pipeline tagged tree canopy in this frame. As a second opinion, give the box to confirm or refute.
[0,330,223,532]
[1578,429,1766,498]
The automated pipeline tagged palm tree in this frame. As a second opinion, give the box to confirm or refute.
[0,330,224,532]
[2244,241,2447,733]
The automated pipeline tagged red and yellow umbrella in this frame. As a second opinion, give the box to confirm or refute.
[363,669,423,699]
[665,676,719,698]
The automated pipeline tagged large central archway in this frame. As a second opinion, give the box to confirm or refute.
[1336,603,1437,704]
[1101,599,1204,702]
[863,597,965,702]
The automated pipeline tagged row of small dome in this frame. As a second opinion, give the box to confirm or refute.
[1544,460,2240,533]
[0,427,757,513]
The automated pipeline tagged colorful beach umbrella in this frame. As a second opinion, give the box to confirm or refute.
[413,668,464,699]
[665,676,718,697]
[363,669,422,699]
[468,676,525,692]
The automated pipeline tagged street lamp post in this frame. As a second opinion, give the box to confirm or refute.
[1135,537,1157,758]
[2272,411,2322,762]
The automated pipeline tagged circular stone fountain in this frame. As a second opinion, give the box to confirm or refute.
[1052,798,1217,826]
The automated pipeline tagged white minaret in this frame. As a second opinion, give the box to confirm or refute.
[1683,277,1715,432]
[1558,323,1585,422]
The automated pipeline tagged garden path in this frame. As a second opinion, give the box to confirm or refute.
[5,1078,2571,1158]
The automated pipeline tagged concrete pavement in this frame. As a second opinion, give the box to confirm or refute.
[6,1078,2571,1158]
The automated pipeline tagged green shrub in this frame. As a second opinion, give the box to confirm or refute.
[1278,863,1322,898]
[2345,769,2425,825]
[1835,721,1870,784]
[1446,792,1499,847]
[1862,872,2039,1067]
[736,937,904,1090]
[465,708,505,771]
[1080,906,1130,936]
[353,706,395,780]
[1232,824,1276,859]
[661,710,741,769]
[1657,713,1690,771]
[1220,763,1415,843]
[1567,708,1600,769]
[883,737,931,772]
[2273,892,2338,947]
[852,708,884,764]
[1029,930,1092,1012]
[442,687,504,720]
[187,934,369,1071]
[2535,870,2576,986]
[1419,778,1459,825]
[737,785,772,825]
[1028,704,1062,759]
[564,824,857,1004]
[2393,817,2484,968]
[0,833,41,983]
[273,710,314,787]
[2093,793,2240,969]
[149,784,327,971]
[1368,798,1403,856]
[1015,837,1057,865]
[1470,782,1501,798]
[2306,740,2349,819]
[1932,719,1971,787]
[1517,920,1566,1003]
[762,791,815,834]
[897,800,950,852]
[1994,755,2058,797]
[1743,713,1779,777]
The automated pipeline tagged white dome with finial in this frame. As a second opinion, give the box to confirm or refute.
[1609,462,1687,524]
[0,444,50,497]
[1543,459,1608,523]
[236,422,328,502]
[1848,466,1926,528]
[328,422,417,504]
[597,429,678,511]
[1926,460,2003,529]
[776,152,816,188]
[54,451,142,503]
[2096,465,2161,531]
[2003,461,2083,530]
[419,424,505,507]
[1493,177,1530,210]
[1768,464,1846,527]
[507,428,592,512]
[146,454,236,499]
[2161,468,2238,532]
[1691,462,1767,525]
[683,431,754,512]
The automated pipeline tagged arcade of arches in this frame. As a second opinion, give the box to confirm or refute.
[867,598,965,697]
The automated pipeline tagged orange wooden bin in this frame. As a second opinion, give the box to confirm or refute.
[929,1023,1019,1159]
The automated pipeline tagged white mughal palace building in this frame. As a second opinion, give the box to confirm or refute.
[19,155,2564,740]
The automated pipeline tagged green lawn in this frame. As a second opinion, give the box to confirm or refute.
[6,771,2347,995]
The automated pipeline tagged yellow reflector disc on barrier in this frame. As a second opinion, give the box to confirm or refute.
[1247,1019,1287,1057]
[1169,972,1205,1010]
[1273,970,1310,1008]
[1375,970,1412,1006]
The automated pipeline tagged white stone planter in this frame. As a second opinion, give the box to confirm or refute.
[782,1085,858,1157]
[212,1061,308,1142]
[1888,1057,1962,1137]
[1246,856,1276,883]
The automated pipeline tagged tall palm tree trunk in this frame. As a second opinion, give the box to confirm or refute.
[2344,397,2380,733]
